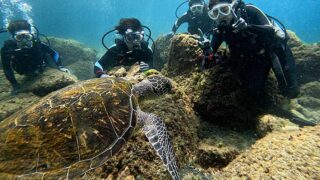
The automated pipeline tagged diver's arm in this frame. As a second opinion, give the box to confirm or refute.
[211,33,223,54]
[172,13,189,33]
[94,46,118,77]
[1,48,18,87]
[145,46,153,68]
[41,43,63,67]
[247,24,275,36]
[244,4,275,36]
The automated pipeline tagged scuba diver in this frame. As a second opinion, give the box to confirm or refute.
[1,20,69,95]
[95,18,153,78]
[166,0,213,37]
[205,0,299,98]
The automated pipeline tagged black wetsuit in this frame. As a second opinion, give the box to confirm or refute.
[1,39,61,87]
[211,4,298,98]
[172,6,213,35]
[94,41,153,77]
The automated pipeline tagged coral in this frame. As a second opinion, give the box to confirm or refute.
[214,125,320,179]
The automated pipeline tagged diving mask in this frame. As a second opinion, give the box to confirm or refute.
[14,30,33,42]
[14,30,34,49]
[208,3,236,26]
[124,29,144,44]
[190,3,204,15]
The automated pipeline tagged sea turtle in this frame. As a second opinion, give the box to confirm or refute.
[0,75,180,180]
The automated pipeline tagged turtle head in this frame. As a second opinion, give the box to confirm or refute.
[133,75,172,98]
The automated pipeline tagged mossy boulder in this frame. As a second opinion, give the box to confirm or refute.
[287,31,320,84]
[48,37,97,80]
[153,35,172,70]
[164,34,279,129]
[165,34,203,77]
[214,125,320,179]
[289,81,320,125]
[0,68,77,120]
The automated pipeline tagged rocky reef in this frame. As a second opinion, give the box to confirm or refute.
[0,30,319,179]
[214,125,320,179]
[48,37,97,80]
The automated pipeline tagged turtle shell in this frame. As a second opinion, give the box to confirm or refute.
[0,77,139,179]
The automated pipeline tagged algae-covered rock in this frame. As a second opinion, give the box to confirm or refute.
[287,30,304,48]
[0,92,39,121]
[195,121,257,170]
[48,37,97,80]
[153,35,172,70]
[214,125,320,179]
[287,31,320,84]
[255,114,300,137]
[19,68,78,96]
[165,34,203,77]
[164,34,280,129]
[289,81,320,125]
[0,68,76,120]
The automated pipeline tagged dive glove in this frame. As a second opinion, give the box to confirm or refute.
[58,66,70,74]
[165,32,175,38]
[100,74,112,78]
[139,61,150,72]
[232,17,248,33]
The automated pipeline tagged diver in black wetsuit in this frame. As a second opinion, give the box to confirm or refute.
[94,18,153,78]
[1,20,69,94]
[205,0,299,98]
[167,0,213,37]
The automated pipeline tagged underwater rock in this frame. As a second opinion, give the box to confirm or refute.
[0,68,76,119]
[195,121,257,170]
[287,30,304,48]
[165,34,203,77]
[17,68,78,97]
[163,34,280,129]
[48,37,97,80]
[214,125,320,179]
[0,92,39,121]
[255,114,299,137]
[153,35,172,70]
[287,31,320,84]
[289,81,320,125]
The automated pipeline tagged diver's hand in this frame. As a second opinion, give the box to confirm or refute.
[139,61,150,72]
[58,66,70,74]
[100,74,112,78]
[165,32,175,38]
[232,17,247,33]
[198,38,211,50]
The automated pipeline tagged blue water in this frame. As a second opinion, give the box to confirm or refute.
[1,0,320,52]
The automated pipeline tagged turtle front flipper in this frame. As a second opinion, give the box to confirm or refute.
[137,110,180,180]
